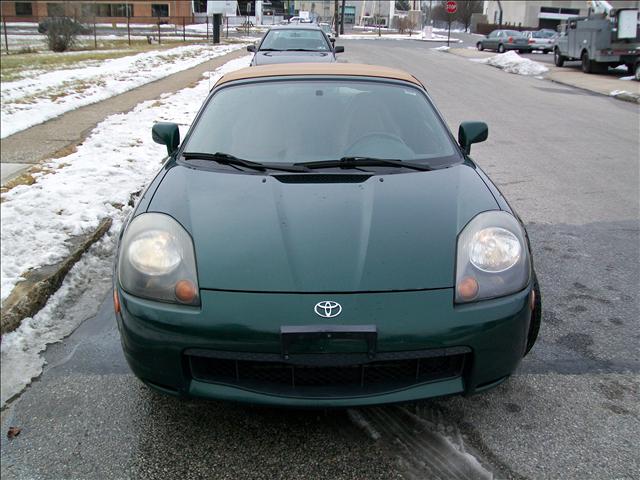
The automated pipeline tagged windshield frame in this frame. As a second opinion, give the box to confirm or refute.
[258,27,332,52]
[177,76,465,173]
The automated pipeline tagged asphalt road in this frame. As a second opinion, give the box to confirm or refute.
[2,39,639,480]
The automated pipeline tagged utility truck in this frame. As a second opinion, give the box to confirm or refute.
[553,0,639,79]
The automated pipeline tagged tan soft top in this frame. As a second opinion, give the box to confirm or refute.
[214,63,423,88]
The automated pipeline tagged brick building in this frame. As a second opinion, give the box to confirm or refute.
[0,1,194,24]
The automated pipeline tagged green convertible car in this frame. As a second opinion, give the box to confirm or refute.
[114,63,541,407]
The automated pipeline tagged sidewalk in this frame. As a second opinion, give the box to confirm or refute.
[0,47,247,186]
[445,47,640,103]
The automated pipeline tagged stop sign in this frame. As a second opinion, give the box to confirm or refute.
[446,1,457,14]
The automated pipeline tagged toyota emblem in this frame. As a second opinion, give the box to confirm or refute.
[314,301,342,318]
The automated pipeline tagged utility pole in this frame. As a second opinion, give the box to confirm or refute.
[340,0,346,35]
[334,0,339,38]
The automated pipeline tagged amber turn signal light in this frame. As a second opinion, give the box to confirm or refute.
[530,289,536,311]
[457,276,479,301]
[175,280,197,303]
[113,289,121,314]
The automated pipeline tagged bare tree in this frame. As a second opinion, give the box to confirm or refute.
[397,16,416,34]
[454,0,483,32]
[42,17,82,52]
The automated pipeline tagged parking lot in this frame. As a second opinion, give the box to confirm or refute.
[1,35,638,479]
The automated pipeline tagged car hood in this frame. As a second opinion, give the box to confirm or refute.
[148,163,498,292]
[253,51,334,65]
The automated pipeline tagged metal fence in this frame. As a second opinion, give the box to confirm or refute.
[0,15,267,54]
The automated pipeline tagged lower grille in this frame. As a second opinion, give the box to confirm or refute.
[187,351,468,396]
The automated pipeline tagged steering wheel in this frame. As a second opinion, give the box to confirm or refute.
[344,132,414,158]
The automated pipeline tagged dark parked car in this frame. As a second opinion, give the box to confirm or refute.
[115,63,541,408]
[37,17,91,35]
[477,30,532,53]
[247,24,344,66]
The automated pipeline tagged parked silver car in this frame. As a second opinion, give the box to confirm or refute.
[477,30,532,53]
[523,30,555,53]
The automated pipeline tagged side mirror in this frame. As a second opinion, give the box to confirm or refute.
[334,45,344,53]
[152,122,180,155]
[458,121,488,155]
[247,44,256,52]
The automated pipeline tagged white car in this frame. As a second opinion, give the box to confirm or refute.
[287,16,313,24]
[523,30,555,53]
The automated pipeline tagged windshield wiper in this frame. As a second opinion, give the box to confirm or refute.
[182,152,310,173]
[295,156,432,172]
[258,48,282,52]
[284,48,323,52]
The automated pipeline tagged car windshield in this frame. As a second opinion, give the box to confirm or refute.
[184,80,459,167]
[532,30,554,38]
[260,29,329,51]
[504,30,522,36]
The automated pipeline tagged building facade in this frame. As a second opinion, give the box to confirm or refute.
[483,0,640,29]
[0,1,194,23]
[0,0,408,25]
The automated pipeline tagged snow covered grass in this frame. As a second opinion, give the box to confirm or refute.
[0,54,253,406]
[1,43,246,138]
[1,46,165,82]
[0,54,252,302]
[472,51,549,76]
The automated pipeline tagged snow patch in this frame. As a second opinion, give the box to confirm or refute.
[0,55,253,406]
[432,46,450,51]
[1,43,246,138]
[472,51,549,76]
[609,90,638,100]
[0,225,119,407]
[0,54,253,304]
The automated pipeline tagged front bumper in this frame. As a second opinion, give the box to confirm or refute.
[116,287,532,407]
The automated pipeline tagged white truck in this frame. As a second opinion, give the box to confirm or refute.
[553,1,639,79]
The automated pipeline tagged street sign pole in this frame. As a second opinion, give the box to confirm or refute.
[445,1,457,47]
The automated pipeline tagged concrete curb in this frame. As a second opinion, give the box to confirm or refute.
[606,90,640,104]
[0,217,112,335]
[547,77,640,104]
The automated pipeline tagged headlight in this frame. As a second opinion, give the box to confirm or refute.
[469,227,521,272]
[456,211,530,303]
[128,230,182,276]
[118,213,199,305]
